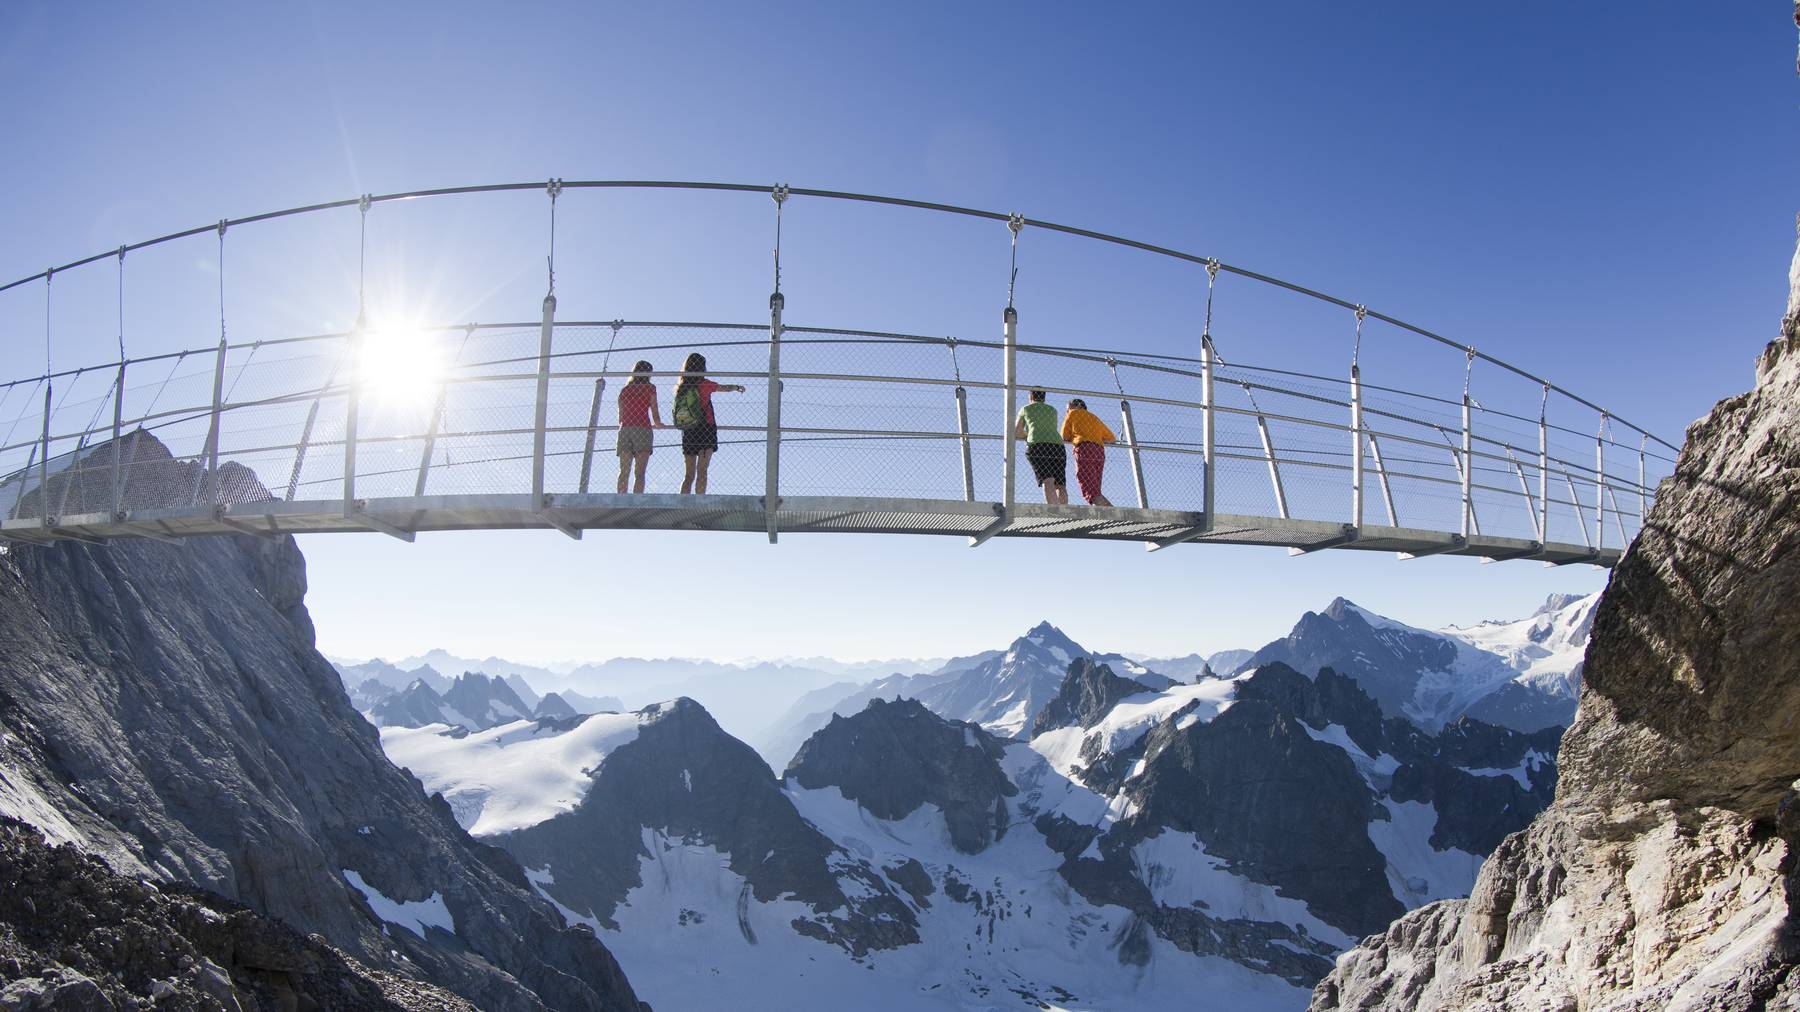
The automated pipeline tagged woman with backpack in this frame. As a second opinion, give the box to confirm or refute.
[671,352,745,494]
[616,360,665,494]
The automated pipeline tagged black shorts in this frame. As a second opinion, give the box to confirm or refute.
[1026,442,1067,486]
[682,422,719,456]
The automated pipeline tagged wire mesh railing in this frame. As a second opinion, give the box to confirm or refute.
[0,179,1678,559]
[0,320,1670,561]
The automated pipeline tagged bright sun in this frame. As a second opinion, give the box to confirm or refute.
[356,325,445,411]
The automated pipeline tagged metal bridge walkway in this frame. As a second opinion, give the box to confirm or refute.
[0,181,1675,566]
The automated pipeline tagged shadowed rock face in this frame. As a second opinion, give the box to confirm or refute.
[1312,245,1800,1010]
[1029,659,1152,738]
[786,697,1016,854]
[0,815,472,1011]
[0,514,643,1011]
[499,697,919,958]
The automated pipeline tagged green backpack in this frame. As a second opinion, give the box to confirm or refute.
[672,384,706,428]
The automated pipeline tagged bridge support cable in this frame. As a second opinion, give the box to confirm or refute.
[343,195,371,520]
[948,340,974,502]
[1200,259,1219,532]
[765,184,789,545]
[977,213,1024,547]
[532,179,579,541]
[577,321,620,495]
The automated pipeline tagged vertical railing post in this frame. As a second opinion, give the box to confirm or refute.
[577,377,606,495]
[1200,259,1219,531]
[1538,385,1550,547]
[1119,398,1148,508]
[531,292,557,513]
[37,379,52,526]
[343,329,361,517]
[1594,416,1607,554]
[1460,353,1474,540]
[1638,435,1648,532]
[765,290,784,543]
[1350,305,1366,531]
[109,358,126,511]
[954,384,974,502]
[1001,305,1018,512]
[196,337,228,507]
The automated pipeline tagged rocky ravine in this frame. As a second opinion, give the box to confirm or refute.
[1311,237,1800,1010]
[0,505,643,1010]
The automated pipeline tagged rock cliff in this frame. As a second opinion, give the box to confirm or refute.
[0,521,642,1011]
[1312,229,1800,1010]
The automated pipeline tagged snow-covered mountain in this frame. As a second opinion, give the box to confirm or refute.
[1233,594,1596,732]
[367,672,622,731]
[754,622,1173,763]
[381,661,1558,1009]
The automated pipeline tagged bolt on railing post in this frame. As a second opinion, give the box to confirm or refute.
[1002,306,1018,512]
[196,337,228,507]
[577,377,605,495]
[1118,399,1149,509]
[765,291,784,544]
[531,292,557,514]
[954,385,975,502]
[1200,336,1216,527]
[109,356,126,511]
[343,330,361,517]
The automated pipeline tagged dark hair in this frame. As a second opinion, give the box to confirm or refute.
[629,360,654,385]
[675,352,708,396]
[1069,398,1087,411]
[1029,389,1047,402]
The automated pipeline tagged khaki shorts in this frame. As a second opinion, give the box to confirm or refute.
[616,426,654,457]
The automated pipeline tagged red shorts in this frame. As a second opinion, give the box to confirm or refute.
[1075,442,1106,503]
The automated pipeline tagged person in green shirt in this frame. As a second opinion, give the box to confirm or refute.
[1015,389,1068,504]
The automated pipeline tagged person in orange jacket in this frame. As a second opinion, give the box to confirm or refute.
[1060,398,1116,506]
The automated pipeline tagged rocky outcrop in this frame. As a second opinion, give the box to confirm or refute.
[1028,659,1152,737]
[371,679,460,728]
[534,692,579,720]
[440,673,534,728]
[0,815,471,1011]
[0,510,642,1010]
[786,697,1016,853]
[499,697,918,957]
[1312,242,1800,1009]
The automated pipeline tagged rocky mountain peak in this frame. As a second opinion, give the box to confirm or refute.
[785,698,1015,854]
[1029,659,1153,737]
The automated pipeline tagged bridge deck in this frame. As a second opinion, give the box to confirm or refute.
[0,493,1619,566]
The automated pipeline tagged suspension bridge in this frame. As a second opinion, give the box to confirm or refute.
[0,180,1676,564]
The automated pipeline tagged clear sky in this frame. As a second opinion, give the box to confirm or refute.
[1,3,1794,663]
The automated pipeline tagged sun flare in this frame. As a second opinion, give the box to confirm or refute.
[356,324,445,411]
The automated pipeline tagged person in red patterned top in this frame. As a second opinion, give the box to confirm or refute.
[616,360,665,494]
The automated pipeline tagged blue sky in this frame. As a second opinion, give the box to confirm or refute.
[1,3,1794,662]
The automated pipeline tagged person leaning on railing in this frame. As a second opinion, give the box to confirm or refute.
[1060,398,1116,507]
[1015,389,1068,505]
[672,352,745,495]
